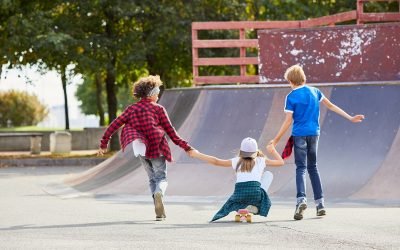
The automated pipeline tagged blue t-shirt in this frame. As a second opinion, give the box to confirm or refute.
[284,85,325,136]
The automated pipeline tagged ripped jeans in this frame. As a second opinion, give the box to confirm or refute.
[139,156,168,196]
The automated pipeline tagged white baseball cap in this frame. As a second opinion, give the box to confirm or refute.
[240,137,258,159]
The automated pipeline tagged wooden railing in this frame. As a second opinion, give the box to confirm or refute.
[192,0,400,85]
[358,0,400,24]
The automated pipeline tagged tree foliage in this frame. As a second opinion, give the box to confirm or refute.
[0,90,48,127]
[0,0,76,130]
[2,0,398,131]
[75,75,133,120]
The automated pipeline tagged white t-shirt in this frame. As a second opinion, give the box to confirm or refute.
[231,157,266,183]
[132,139,146,157]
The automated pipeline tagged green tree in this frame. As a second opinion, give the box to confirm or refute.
[0,90,48,127]
[75,74,107,126]
[75,74,133,126]
[67,1,148,150]
[4,0,397,134]
[32,1,84,131]
[0,0,76,130]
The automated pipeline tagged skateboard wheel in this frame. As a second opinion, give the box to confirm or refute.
[235,214,241,222]
[246,214,252,223]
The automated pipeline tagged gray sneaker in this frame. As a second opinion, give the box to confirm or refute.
[294,200,307,220]
[153,192,166,221]
[316,203,326,216]
[245,205,259,215]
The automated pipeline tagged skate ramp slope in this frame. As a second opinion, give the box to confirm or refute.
[43,89,202,197]
[44,83,400,203]
[166,83,400,203]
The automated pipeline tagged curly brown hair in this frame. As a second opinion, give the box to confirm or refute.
[132,75,163,99]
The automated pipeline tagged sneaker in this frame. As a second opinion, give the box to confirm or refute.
[155,215,166,221]
[153,192,166,221]
[245,205,259,215]
[316,203,326,216]
[294,200,307,220]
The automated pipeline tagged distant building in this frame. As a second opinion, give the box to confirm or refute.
[38,105,98,129]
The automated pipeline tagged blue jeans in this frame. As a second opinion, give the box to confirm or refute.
[293,136,324,203]
[139,156,168,196]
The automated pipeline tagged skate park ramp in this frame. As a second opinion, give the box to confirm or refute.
[44,83,400,204]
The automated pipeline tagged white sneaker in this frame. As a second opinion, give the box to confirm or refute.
[245,205,259,214]
[316,203,326,216]
[294,200,307,220]
[153,192,166,221]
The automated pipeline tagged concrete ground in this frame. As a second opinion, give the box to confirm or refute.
[0,166,399,250]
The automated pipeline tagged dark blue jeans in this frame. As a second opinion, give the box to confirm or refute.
[293,136,324,203]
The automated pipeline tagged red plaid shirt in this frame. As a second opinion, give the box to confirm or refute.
[100,98,192,162]
[281,136,294,159]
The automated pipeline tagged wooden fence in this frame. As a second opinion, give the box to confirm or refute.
[192,0,400,85]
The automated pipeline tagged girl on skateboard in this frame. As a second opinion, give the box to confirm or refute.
[189,137,284,222]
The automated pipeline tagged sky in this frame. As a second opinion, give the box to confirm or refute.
[0,65,98,128]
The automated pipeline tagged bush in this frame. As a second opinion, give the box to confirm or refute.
[0,90,48,127]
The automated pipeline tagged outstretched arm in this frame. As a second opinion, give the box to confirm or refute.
[269,112,293,146]
[159,107,192,151]
[265,144,284,167]
[97,108,129,156]
[321,98,365,122]
[189,150,232,167]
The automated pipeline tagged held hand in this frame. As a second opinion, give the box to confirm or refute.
[268,139,277,147]
[187,149,199,158]
[350,114,365,123]
[97,148,107,156]
[266,144,276,154]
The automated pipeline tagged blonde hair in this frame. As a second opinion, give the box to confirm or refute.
[236,150,265,173]
[284,65,306,86]
[132,75,163,99]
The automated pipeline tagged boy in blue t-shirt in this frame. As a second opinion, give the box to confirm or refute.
[269,65,364,220]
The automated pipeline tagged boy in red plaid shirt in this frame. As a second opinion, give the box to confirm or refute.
[97,75,193,221]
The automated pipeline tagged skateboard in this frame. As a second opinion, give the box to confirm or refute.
[235,209,252,223]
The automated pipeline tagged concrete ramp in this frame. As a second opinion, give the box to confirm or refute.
[44,83,400,203]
